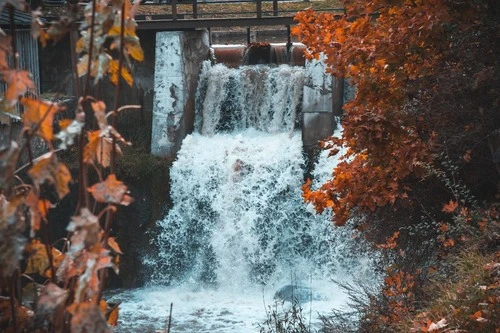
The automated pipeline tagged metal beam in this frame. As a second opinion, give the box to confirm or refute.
[136,16,296,31]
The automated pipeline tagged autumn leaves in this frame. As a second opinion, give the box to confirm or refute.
[1,0,144,331]
[294,1,449,226]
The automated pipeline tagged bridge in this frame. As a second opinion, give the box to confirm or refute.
[135,0,343,30]
[112,0,345,158]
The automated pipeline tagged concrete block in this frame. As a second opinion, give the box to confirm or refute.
[302,112,335,149]
[152,30,210,157]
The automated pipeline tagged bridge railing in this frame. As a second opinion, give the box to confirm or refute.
[139,0,344,21]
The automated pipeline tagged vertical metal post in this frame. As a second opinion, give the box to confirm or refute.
[172,0,177,21]
[286,25,292,63]
[273,0,278,16]
[256,0,262,19]
[192,0,198,19]
[247,27,251,44]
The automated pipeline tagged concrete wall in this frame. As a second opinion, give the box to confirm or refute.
[151,30,210,157]
[301,58,341,154]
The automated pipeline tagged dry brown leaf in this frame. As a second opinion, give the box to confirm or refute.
[25,191,49,236]
[442,200,459,213]
[91,100,108,130]
[67,208,101,253]
[56,114,85,149]
[107,236,123,254]
[107,303,119,326]
[36,283,68,319]
[28,152,72,199]
[68,301,112,333]
[84,130,122,167]
[0,34,12,70]
[2,70,35,105]
[31,10,49,48]
[88,174,132,206]
[24,239,63,276]
[21,97,65,142]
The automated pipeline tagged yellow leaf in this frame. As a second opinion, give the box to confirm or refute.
[21,97,64,142]
[84,130,122,167]
[125,42,144,62]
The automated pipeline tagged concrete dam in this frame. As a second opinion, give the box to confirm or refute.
[150,30,347,160]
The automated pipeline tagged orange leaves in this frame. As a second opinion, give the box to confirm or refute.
[75,0,143,87]
[68,302,112,333]
[21,97,65,141]
[88,174,132,206]
[28,152,72,199]
[293,0,449,225]
[420,318,448,332]
[107,237,123,254]
[31,9,50,48]
[37,283,68,317]
[67,208,101,253]
[384,271,415,297]
[442,200,459,213]
[380,270,416,325]
[0,2,131,332]
[125,41,144,62]
[55,111,85,149]
[25,191,53,236]
[84,130,124,168]
[108,59,133,86]
[99,300,119,327]
[376,231,400,249]
[2,70,34,107]
[0,34,12,70]
[92,100,108,130]
[24,239,64,277]
[470,310,489,323]
[84,100,128,167]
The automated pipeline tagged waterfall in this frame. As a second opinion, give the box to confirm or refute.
[195,62,304,135]
[111,62,379,332]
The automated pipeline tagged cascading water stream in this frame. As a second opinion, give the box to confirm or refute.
[111,62,379,332]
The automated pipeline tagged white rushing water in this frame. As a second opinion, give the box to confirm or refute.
[110,63,379,332]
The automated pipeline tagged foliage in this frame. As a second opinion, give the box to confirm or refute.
[260,301,313,333]
[293,0,498,226]
[0,0,143,331]
[294,0,499,331]
[408,250,499,333]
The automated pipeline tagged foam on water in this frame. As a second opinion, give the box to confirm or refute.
[111,280,351,332]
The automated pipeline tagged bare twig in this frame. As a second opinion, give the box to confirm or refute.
[167,302,173,333]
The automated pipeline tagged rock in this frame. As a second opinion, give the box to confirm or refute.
[273,285,323,304]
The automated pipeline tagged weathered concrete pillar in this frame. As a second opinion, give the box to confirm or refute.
[151,30,210,157]
[301,58,338,154]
